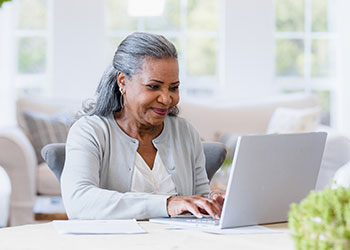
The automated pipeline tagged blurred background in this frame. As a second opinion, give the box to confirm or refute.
[0,0,349,131]
[1,0,350,227]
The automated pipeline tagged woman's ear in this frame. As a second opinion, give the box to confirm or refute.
[117,72,126,90]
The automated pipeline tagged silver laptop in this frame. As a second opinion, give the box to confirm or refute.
[150,132,327,229]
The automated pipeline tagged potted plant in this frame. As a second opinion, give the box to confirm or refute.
[0,0,11,8]
[288,187,350,249]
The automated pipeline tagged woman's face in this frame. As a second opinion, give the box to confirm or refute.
[120,57,180,127]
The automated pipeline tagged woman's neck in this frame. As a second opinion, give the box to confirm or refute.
[114,111,163,141]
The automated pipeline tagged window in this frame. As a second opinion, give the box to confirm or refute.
[13,0,52,97]
[275,0,338,124]
[105,0,221,97]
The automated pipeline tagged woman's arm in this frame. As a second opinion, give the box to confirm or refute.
[61,117,169,220]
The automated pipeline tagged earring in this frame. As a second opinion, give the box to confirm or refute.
[119,87,124,109]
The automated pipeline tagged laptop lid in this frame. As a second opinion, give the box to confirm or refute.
[220,132,327,229]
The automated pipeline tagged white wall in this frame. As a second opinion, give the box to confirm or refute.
[222,0,275,100]
[1,0,349,131]
[51,0,276,104]
[52,0,106,101]
[0,0,108,129]
[0,4,15,128]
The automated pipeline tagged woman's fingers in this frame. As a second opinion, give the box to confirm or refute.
[216,195,225,206]
[167,195,222,219]
[194,198,221,219]
[183,200,203,218]
[210,191,226,207]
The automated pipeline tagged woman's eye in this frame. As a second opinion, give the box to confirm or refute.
[170,86,179,91]
[147,84,160,90]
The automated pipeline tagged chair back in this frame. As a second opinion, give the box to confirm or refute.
[41,142,226,182]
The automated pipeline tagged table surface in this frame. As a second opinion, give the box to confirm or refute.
[0,221,295,250]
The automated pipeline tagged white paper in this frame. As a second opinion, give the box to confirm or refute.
[53,219,146,234]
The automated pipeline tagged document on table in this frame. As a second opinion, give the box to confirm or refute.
[53,219,146,234]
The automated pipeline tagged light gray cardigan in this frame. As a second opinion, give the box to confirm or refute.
[61,114,210,220]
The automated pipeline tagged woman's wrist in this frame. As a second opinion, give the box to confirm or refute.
[166,195,177,217]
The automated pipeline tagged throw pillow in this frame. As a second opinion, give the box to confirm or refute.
[332,162,350,189]
[267,106,321,134]
[22,110,75,164]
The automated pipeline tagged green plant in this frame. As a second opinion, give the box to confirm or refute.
[222,156,233,168]
[0,0,12,8]
[288,187,350,250]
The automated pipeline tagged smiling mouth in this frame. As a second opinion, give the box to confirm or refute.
[152,108,168,116]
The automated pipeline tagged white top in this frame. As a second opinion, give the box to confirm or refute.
[131,152,177,196]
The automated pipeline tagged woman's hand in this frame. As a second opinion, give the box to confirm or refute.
[209,190,225,207]
[166,195,222,219]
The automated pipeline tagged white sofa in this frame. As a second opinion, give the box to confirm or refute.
[0,93,349,226]
[179,94,350,191]
[179,93,321,141]
[0,166,11,227]
[0,97,80,226]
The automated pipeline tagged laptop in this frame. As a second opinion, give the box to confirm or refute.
[150,132,327,229]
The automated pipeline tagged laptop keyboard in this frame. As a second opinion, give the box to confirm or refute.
[183,217,219,225]
[149,215,220,227]
[169,214,220,225]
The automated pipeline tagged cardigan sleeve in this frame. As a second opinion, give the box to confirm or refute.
[61,116,170,220]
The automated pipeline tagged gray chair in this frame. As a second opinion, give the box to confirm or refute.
[41,142,226,182]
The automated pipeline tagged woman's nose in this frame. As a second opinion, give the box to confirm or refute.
[158,90,172,105]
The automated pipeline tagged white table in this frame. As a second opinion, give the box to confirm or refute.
[0,221,295,250]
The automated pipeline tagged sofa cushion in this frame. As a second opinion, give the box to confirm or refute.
[16,97,81,135]
[36,162,61,196]
[267,106,321,134]
[332,162,350,188]
[179,93,319,141]
[22,110,74,164]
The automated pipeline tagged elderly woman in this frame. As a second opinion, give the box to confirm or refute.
[61,32,224,220]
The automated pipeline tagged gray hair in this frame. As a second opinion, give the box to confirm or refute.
[82,32,179,117]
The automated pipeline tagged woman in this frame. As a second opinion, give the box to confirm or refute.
[61,32,224,220]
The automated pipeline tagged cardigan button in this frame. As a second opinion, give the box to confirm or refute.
[169,165,175,170]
